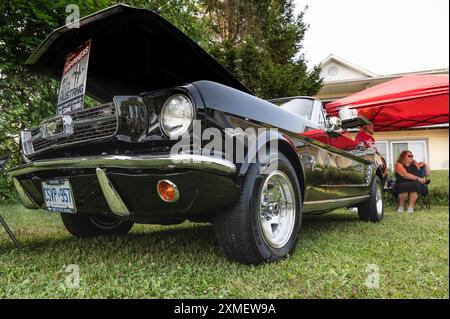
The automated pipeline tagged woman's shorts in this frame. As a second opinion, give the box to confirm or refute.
[395,181,427,195]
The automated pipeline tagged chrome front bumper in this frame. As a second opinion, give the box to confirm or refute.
[8,154,237,177]
[8,154,237,216]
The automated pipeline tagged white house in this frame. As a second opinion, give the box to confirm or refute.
[315,54,449,170]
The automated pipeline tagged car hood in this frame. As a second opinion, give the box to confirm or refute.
[25,4,251,102]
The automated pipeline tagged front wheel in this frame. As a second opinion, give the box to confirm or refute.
[61,214,134,237]
[358,176,384,223]
[215,152,302,265]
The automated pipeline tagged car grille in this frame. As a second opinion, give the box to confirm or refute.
[31,103,118,154]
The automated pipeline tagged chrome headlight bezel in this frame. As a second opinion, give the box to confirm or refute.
[160,93,194,139]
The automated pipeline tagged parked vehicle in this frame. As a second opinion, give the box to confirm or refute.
[8,5,386,264]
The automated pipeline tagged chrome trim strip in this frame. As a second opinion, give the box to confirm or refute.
[96,168,130,216]
[8,154,237,177]
[12,177,40,209]
[319,184,370,188]
[304,195,370,205]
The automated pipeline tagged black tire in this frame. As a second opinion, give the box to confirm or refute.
[358,176,384,223]
[214,152,302,265]
[61,214,134,237]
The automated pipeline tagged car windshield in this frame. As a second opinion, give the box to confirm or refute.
[278,99,315,120]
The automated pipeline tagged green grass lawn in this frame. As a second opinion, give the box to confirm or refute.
[0,204,448,299]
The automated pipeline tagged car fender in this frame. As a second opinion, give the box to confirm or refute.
[237,129,306,201]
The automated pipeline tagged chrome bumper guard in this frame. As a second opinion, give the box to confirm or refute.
[9,154,236,216]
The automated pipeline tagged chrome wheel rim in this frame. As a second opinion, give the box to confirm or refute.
[376,183,383,218]
[259,170,296,248]
[90,216,123,230]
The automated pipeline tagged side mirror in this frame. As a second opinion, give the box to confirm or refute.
[327,116,342,133]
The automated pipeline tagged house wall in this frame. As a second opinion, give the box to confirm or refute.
[316,56,449,170]
[349,128,449,170]
[320,61,369,82]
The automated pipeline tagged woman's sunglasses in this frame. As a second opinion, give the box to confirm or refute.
[407,154,414,158]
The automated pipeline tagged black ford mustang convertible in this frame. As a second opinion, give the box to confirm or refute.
[8,5,386,264]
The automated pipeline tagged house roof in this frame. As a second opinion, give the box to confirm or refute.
[316,58,449,102]
[320,54,378,78]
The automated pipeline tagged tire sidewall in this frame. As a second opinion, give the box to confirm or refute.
[90,216,125,231]
[370,176,384,222]
[247,152,302,261]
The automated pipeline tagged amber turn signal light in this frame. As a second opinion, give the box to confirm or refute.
[157,180,179,202]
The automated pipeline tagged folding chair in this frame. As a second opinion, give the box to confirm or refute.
[0,154,20,248]
[383,176,430,211]
[383,178,399,208]
[416,167,432,210]
[416,185,431,210]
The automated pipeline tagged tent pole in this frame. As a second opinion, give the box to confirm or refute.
[0,154,20,248]
[0,215,20,248]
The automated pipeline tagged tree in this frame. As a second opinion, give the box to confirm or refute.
[0,0,115,201]
[200,0,322,98]
[0,0,204,201]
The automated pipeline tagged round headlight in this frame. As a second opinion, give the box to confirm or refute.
[160,94,194,138]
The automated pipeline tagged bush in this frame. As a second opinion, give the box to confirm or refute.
[427,170,449,206]
[1,142,19,204]
[0,174,17,204]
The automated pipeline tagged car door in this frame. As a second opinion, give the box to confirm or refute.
[303,106,369,202]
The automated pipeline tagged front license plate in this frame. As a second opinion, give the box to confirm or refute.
[42,179,76,213]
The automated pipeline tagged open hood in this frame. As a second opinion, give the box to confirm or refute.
[25,4,252,102]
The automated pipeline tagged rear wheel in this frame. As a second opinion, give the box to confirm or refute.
[215,152,302,265]
[61,214,134,237]
[358,176,384,223]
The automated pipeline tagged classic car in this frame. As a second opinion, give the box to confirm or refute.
[8,5,386,265]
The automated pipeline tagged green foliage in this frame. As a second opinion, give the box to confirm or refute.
[428,170,449,206]
[0,174,17,203]
[0,138,18,203]
[201,0,322,98]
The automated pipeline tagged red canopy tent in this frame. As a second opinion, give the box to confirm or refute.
[326,74,449,131]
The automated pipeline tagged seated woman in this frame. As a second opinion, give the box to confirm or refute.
[394,150,430,213]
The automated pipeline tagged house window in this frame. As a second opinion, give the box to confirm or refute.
[391,140,427,166]
[375,141,388,163]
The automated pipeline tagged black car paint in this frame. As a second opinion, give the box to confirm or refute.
[15,78,376,220]
[197,85,373,213]
[12,5,381,222]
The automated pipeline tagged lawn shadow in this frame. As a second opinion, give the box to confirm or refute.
[0,223,218,256]
[0,211,363,257]
[302,211,361,226]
